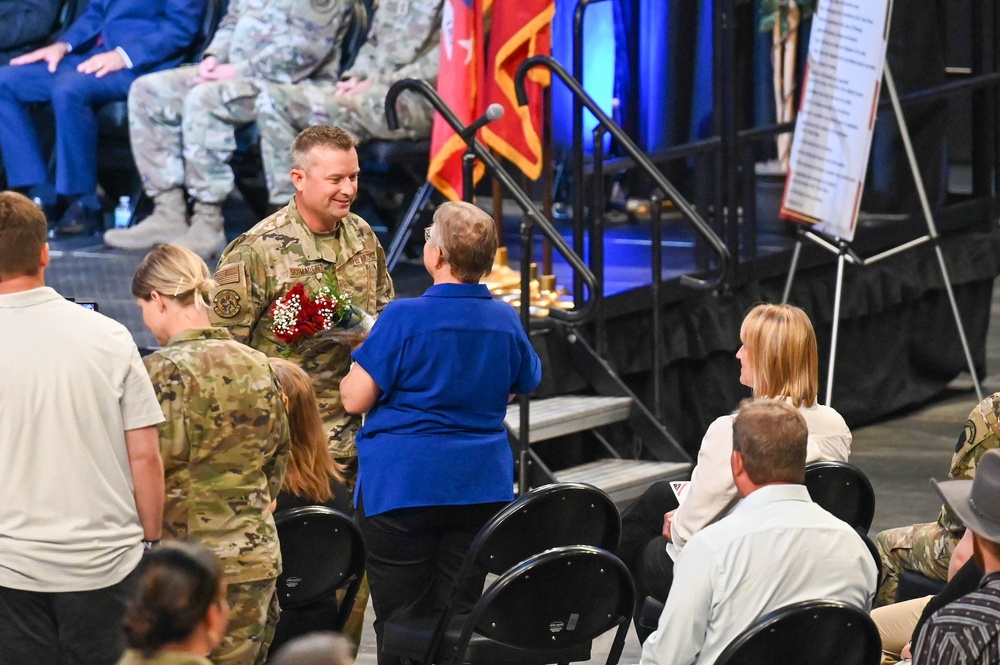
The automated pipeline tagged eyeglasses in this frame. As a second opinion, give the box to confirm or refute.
[424,226,433,241]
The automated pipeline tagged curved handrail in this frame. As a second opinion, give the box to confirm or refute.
[515,54,731,291]
[385,78,600,323]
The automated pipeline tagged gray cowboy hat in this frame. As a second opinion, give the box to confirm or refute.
[933,448,1000,542]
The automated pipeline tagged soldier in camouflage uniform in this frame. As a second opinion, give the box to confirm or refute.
[134,243,291,665]
[104,0,354,256]
[209,125,393,471]
[874,392,1000,606]
[256,0,443,206]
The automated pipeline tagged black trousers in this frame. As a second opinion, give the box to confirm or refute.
[0,567,136,665]
[616,480,679,642]
[356,498,506,665]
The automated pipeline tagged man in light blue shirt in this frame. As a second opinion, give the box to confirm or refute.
[641,398,877,665]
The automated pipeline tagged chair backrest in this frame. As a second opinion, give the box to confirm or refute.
[339,0,373,75]
[470,482,622,577]
[456,546,634,663]
[713,599,881,665]
[274,506,365,624]
[858,528,883,589]
[418,483,622,665]
[804,461,876,532]
[186,0,227,62]
[56,0,88,33]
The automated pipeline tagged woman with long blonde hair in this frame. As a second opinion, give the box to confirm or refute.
[619,302,851,640]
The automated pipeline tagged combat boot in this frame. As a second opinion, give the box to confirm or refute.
[176,202,226,258]
[103,189,188,250]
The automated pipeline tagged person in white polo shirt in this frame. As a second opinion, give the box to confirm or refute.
[0,191,166,665]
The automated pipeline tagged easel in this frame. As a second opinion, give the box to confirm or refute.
[781,65,984,406]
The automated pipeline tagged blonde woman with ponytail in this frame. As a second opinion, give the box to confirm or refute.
[133,244,290,665]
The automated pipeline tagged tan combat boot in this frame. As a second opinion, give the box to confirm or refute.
[103,189,188,250]
[175,202,226,258]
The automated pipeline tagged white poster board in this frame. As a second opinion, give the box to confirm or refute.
[780,0,894,241]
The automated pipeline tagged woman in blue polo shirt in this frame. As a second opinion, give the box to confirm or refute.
[340,201,542,665]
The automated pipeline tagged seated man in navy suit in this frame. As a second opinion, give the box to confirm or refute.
[0,0,204,235]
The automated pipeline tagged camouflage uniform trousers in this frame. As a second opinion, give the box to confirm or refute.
[212,576,280,665]
[129,65,262,204]
[874,521,962,606]
[255,80,434,204]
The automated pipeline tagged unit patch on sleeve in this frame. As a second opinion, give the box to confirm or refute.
[213,289,242,318]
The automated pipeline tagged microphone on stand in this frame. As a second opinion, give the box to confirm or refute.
[459,103,505,141]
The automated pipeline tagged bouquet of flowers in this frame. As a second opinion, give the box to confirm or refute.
[270,272,373,357]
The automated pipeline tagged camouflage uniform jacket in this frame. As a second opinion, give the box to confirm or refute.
[938,393,1000,531]
[144,327,290,584]
[341,0,443,86]
[201,0,352,84]
[209,198,394,458]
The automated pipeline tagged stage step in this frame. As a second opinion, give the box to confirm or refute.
[555,459,692,507]
[505,395,633,443]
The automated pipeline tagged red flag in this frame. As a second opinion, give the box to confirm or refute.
[427,0,486,201]
[481,0,554,180]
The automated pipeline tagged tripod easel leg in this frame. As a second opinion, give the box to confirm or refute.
[781,232,804,304]
[826,250,847,407]
[884,66,984,401]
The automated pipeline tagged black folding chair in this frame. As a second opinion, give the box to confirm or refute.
[382,482,623,665]
[714,599,880,665]
[804,461,876,532]
[389,546,634,665]
[271,506,366,651]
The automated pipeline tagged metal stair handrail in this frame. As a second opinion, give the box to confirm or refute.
[385,78,600,325]
[514,54,732,291]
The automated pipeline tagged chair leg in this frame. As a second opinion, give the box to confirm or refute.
[386,181,434,272]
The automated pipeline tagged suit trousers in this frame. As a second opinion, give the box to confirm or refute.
[0,51,135,196]
[356,497,506,665]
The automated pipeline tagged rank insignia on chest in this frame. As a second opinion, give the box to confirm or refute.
[289,264,327,278]
[213,289,242,318]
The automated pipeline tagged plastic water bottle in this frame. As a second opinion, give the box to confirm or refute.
[114,196,131,229]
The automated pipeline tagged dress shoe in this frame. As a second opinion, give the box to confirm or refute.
[54,201,103,237]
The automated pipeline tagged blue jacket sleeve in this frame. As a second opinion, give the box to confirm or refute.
[511,328,541,394]
[114,0,203,73]
[59,0,104,51]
